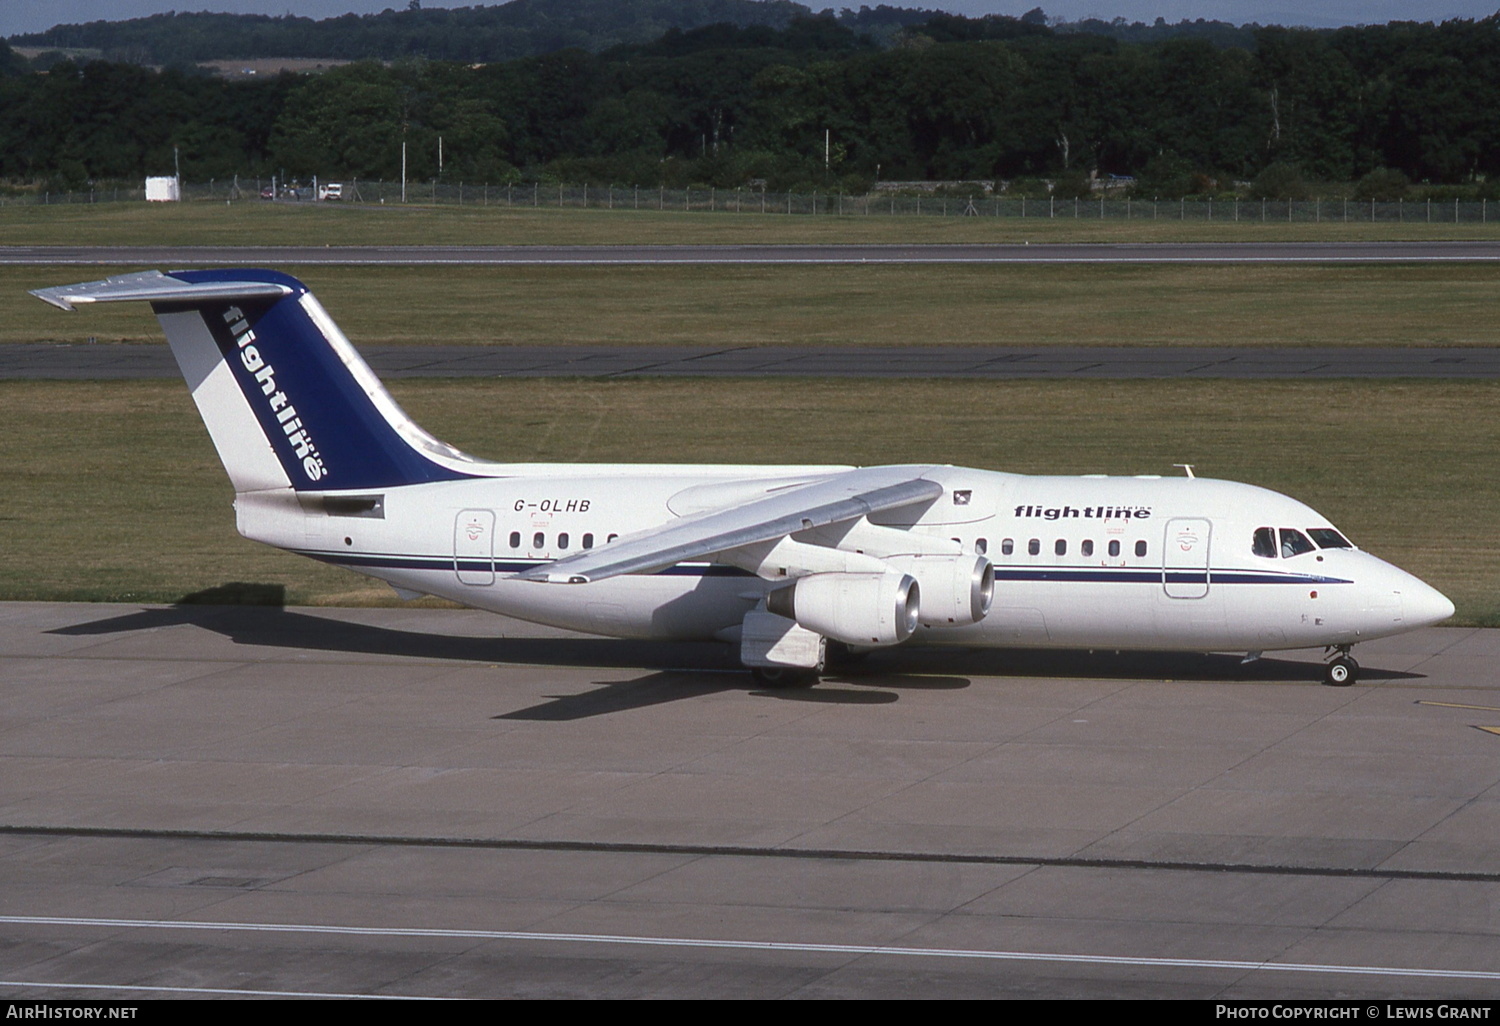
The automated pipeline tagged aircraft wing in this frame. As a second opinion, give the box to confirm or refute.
[516,465,945,584]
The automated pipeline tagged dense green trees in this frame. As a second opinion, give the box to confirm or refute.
[11,0,819,65]
[0,58,291,184]
[7,10,1500,194]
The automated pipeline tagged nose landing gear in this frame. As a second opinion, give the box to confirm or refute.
[1324,645,1359,686]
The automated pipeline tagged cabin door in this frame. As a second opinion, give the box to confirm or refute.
[1162,517,1211,599]
[454,509,495,585]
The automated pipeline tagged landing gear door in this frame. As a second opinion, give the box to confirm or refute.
[1163,517,1211,599]
[454,509,495,585]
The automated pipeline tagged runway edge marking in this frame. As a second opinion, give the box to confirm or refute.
[3,914,1499,983]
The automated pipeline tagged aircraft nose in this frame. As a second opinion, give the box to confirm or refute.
[1403,578,1456,627]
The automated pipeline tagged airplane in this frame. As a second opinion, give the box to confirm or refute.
[32,268,1456,688]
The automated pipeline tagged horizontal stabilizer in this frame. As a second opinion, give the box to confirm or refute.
[517,467,945,584]
[30,270,292,312]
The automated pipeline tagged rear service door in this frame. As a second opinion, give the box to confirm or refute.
[454,509,495,585]
[1163,517,1211,599]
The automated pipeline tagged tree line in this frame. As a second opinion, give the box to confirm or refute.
[10,1,924,65]
[11,1,1255,67]
[4,10,1500,197]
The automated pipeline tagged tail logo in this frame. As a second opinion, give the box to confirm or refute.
[222,305,328,483]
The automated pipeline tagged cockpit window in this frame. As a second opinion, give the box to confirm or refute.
[1279,528,1316,558]
[1308,528,1353,549]
[1252,527,1277,558]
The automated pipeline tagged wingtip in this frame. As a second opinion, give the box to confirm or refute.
[28,288,76,312]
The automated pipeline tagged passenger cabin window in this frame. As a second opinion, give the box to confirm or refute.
[533,532,545,549]
[1001,539,1014,556]
[975,538,987,555]
[583,533,595,549]
[1082,539,1094,557]
[1135,540,1148,558]
[1252,527,1277,558]
[509,531,521,549]
[1309,528,1353,549]
[607,533,619,543]
[1054,539,1067,556]
[1108,540,1120,557]
[1028,538,1040,556]
[1280,529,1315,558]
[558,532,570,549]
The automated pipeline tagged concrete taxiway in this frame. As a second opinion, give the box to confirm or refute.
[8,343,1500,381]
[1,601,1498,998]
[8,241,1500,266]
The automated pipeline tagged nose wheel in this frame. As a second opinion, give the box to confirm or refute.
[1324,647,1359,687]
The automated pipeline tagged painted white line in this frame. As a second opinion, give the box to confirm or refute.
[3,914,1499,982]
[0,979,439,1000]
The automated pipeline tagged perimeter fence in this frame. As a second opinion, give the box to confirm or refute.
[5,178,1498,224]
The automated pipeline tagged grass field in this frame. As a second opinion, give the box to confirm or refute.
[8,262,1500,348]
[5,202,1494,629]
[6,199,1500,247]
[1,377,1494,625]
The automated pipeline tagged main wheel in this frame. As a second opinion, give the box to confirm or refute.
[823,641,870,672]
[749,666,819,688]
[1324,655,1359,687]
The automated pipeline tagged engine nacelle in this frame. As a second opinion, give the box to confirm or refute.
[885,554,994,626]
[766,571,919,647]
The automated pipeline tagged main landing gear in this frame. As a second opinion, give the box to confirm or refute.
[1323,645,1359,687]
[749,665,820,688]
[746,642,864,688]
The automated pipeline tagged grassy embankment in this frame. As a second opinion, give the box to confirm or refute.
[5,197,1500,246]
[1,377,1494,625]
[6,262,1500,348]
[8,200,1499,349]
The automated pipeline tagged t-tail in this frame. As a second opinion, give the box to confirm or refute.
[31,269,478,494]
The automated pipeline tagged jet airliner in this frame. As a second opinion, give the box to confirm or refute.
[32,269,1455,686]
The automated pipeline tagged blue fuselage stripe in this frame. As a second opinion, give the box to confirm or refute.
[298,551,1350,585]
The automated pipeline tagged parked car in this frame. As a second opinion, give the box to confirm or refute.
[319,182,344,201]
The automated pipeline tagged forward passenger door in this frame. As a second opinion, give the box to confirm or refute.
[1162,517,1211,599]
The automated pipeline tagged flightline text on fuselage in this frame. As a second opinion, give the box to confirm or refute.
[1013,505,1153,521]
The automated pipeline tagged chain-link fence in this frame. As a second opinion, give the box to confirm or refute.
[4,178,1497,224]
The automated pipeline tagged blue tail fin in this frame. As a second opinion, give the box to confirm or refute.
[34,269,478,493]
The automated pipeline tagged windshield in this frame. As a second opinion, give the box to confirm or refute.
[1308,528,1353,549]
[1280,528,1316,558]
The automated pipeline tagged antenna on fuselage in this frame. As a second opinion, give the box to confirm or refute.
[1173,464,1196,478]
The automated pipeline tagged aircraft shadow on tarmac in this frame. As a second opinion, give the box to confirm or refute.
[493,670,932,720]
[46,589,1429,719]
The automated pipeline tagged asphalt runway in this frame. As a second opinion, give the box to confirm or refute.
[2,601,1498,999]
[8,343,1500,381]
[11,241,1497,381]
[7,241,1500,265]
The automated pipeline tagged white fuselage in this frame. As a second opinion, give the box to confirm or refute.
[30,269,1454,673]
[234,463,1454,654]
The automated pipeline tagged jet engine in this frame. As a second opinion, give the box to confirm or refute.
[886,554,994,626]
[765,571,919,646]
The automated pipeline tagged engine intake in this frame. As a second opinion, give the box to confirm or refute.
[886,554,994,626]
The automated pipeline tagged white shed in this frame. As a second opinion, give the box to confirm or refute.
[145,176,181,202]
